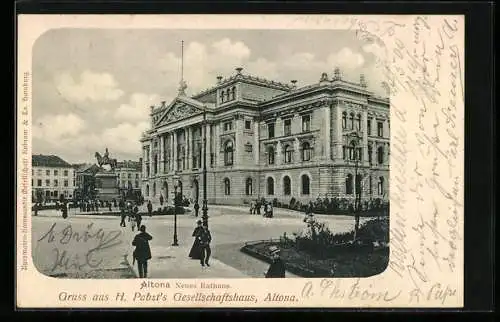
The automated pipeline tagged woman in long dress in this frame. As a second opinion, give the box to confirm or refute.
[188,220,203,259]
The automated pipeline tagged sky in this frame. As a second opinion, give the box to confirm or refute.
[32,29,386,164]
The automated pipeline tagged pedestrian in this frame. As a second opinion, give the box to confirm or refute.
[61,202,68,219]
[108,201,112,212]
[256,199,261,215]
[264,246,286,278]
[188,220,203,259]
[159,194,164,206]
[135,207,142,230]
[130,213,137,232]
[249,200,254,214]
[199,223,212,267]
[132,225,153,278]
[33,203,39,216]
[147,200,153,217]
[194,202,200,217]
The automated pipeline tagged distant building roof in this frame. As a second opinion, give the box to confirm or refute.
[32,155,72,168]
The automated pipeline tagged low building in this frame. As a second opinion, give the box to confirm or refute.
[32,154,75,202]
[140,67,390,206]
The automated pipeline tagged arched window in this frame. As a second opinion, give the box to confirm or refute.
[369,176,373,195]
[145,184,149,197]
[225,89,230,101]
[224,141,234,165]
[283,176,291,195]
[153,182,156,196]
[220,91,224,103]
[268,146,275,164]
[368,145,373,164]
[349,141,357,160]
[224,178,231,195]
[355,175,362,194]
[378,177,384,195]
[350,113,355,129]
[301,174,310,195]
[346,174,353,195]
[245,178,253,195]
[231,87,236,100]
[377,146,384,164]
[342,112,347,129]
[302,142,312,161]
[267,177,274,195]
[284,145,293,163]
[357,114,362,130]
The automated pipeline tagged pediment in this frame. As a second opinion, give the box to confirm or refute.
[155,97,205,126]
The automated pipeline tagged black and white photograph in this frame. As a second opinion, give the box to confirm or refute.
[31,28,390,279]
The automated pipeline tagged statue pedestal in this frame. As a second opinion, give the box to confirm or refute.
[95,171,119,201]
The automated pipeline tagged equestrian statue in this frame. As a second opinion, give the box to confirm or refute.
[95,147,117,170]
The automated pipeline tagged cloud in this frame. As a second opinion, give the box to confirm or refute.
[100,122,150,155]
[33,113,86,142]
[327,47,365,70]
[246,58,279,79]
[212,38,251,61]
[55,70,124,103]
[114,93,163,122]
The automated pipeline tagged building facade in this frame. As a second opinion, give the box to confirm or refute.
[140,67,389,206]
[32,155,75,202]
[115,160,142,194]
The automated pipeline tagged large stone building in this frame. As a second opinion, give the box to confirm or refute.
[140,67,389,205]
[32,154,75,202]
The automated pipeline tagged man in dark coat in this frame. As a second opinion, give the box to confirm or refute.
[147,200,153,217]
[134,205,142,229]
[265,246,286,278]
[194,202,200,217]
[132,225,153,278]
[159,194,164,206]
[199,224,212,267]
[188,220,203,259]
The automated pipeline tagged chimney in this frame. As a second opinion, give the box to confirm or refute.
[235,67,243,75]
[333,67,341,80]
[290,80,297,89]
[360,74,367,87]
[216,76,223,84]
[161,101,166,108]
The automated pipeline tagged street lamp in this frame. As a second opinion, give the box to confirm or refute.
[172,174,180,246]
[201,106,209,227]
[348,132,362,239]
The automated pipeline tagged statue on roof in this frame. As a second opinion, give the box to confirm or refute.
[178,79,188,96]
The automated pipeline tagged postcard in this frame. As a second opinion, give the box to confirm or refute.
[16,14,464,308]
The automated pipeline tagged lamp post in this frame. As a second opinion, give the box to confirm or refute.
[349,132,362,239]
[201,106,209,227]
[172,174,180,246]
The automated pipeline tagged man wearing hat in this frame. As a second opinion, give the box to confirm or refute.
[265,246,286,278]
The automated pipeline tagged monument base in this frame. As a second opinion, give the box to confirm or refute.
[95,171,120,202]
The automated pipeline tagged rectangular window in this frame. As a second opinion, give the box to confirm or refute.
[283,119,291,136]
[64,180,68,187]
[245,144,253,152]
[37,169,42,176]
[245,120,251,130]
[64,170,68,176]
[37,179,42,187]
[45,179,50,186]
[46,170,50,176]
[267,123,275,138]
[302,115,311,132]
[54,170,58,176]
[224,121,233,131]
[54,180,58,187]
[377,122,384,137]
[367,119,372,135]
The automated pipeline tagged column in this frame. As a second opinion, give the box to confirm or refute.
[214,123,220,167]
[204,122,209,168]
[254,120,260,165]
[334,103,343,161]
[276,141,282,165]
[207,123,212,168]
[324,106,331,160]
[186,127,191,170]
[362,109,369,165]
[172,132,177,172]
[294,138,300,162]
[384,119,389,138]
[372,118,378,137]
[235,117,243,165]
[385,142,390,166]
[142,146,147,177]
[275,117,283,137]
[148,141,153,178]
